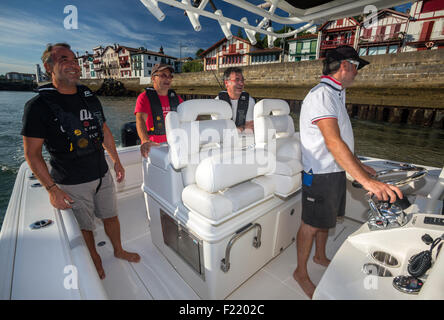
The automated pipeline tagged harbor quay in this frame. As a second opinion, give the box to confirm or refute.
[78,49,444,128]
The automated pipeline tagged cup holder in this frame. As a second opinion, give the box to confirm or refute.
[371,251,399,267]
[362,263,393,277]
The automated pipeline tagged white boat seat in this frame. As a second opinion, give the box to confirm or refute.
[254,99,302,197]
[182,176,275,222]
[165,99,274,222]
[148,145,170,170]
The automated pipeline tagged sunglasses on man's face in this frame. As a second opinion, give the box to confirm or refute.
[346,59,360,69]
[155,73,173,79]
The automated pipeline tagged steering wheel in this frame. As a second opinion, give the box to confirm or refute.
[352,164,428,189]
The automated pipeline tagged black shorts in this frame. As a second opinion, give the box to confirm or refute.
[301,171,346,229]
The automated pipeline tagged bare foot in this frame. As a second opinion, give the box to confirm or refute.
[91,254,106,280]
[313,256,331,267]
[114,250,141,263]
[293,269,315,299]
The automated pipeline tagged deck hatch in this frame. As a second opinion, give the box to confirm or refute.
[160,209,205,280]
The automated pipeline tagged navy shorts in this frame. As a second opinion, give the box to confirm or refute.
[301,171,346,229]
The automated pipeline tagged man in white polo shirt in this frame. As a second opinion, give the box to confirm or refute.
[293,45,403,299]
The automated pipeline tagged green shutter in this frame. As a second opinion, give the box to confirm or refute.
[310,40,317,54]
[296,42,303,54]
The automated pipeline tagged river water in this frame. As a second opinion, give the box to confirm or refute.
[0,90,443,228]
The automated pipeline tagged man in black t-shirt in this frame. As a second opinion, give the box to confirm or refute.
[22,43,140,279]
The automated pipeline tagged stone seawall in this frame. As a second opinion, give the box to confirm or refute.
[80,49,444,128]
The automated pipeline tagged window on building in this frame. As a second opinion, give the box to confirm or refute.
[359,47,368,56]
[388,45,398,54]
[302,41,310,53]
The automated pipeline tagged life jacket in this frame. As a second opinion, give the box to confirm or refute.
[144,88,180,136]
[218,91,250,127]
[38,84,105,159]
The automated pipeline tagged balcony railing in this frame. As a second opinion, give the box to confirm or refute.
[321,39,354,48]
[359,32,405,44]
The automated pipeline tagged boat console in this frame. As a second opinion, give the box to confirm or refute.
[315,166,444,300]
[352,165,428,230]
[142,98,303,299]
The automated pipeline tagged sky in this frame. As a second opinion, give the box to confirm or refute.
[0,0,412,75]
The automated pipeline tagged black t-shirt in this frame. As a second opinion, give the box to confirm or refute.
[21,86,109,185]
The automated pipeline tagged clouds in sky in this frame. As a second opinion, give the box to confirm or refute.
[0,0,214,74]
[0,0,412,75]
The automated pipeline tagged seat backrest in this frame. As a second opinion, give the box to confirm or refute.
[165,99,241,186]
[254,99,296,152]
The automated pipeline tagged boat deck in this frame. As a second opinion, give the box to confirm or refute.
[94,191,362,300]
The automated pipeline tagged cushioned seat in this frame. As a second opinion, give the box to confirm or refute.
[254,99,302,197]
[165,99,274,223]
[182,176,275,222]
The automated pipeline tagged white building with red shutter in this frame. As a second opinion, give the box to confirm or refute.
[117,46,139,78]
[404,0,444,51]
[201,36,256,71]
[317,17,360,58]
[358,9,410,56]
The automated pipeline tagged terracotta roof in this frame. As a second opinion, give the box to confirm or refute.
[200,36,255,57]
[319,17,359,31]
[360,8,409,26]
[287,33,318,41]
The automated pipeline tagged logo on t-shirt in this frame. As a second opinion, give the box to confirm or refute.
[80,109,93,121]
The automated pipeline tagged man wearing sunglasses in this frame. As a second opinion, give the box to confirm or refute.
[217,67,255,133]
[293,45,403,299]
[135,63,184,157]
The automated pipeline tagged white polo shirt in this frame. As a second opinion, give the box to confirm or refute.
[215,92,255,123]
[299,76,354,174]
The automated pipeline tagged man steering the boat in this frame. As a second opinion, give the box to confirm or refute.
[216,67,255,133]
[21,43,140,280]
[293,45,403,299]
[134,63,183,157]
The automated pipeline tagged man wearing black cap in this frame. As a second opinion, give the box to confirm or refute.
[134,63,184,157]
[293,45,403,299]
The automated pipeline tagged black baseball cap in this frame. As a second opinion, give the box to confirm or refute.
[326,45,369,70]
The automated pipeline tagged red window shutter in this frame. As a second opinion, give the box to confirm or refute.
[419,21,435,41]
[337,19,343,26]
[380,26,386,39]
[239,43,244,49]
[363,28,372,39]
[375,26,382,41]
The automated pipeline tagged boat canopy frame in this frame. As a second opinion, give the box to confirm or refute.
[140,0,412,45]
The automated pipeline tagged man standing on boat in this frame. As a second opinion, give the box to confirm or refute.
[21,43,140,280]
[134,63,183,157]
[217,67,255,133]
[293,45,403,299]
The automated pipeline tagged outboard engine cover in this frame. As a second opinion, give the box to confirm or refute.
[121,121,140,147]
